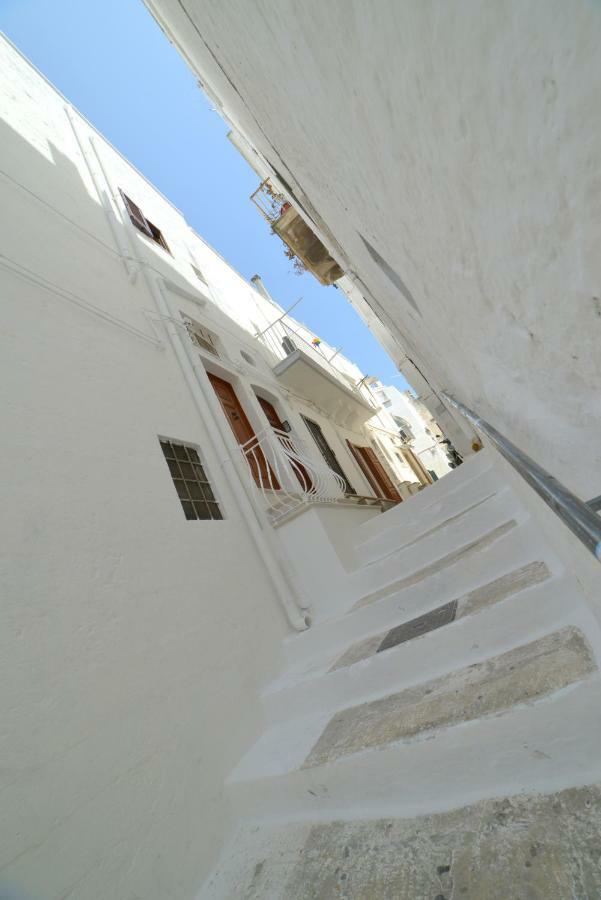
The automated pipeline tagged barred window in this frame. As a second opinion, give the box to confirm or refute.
[159,440,223,521]
[182,315,220,357]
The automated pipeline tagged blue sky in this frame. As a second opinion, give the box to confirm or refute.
[1,0,406,386]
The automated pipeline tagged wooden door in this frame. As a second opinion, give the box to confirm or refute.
[347,441,401,502]
[208,373,280,490]
[257,396,314,492]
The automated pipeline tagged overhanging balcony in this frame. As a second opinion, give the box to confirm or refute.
[273,347,376,429]
[250,178,344,285]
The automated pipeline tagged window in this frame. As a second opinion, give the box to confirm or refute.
[191,264,207,285]
[182,315,220,357]
[282,336,296,355]
[159,439,223,520]
[120,190,170,253]
[393,416,414,442]
[301,415,356,495]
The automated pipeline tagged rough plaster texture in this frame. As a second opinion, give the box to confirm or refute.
[305,627,595,767]
[0,36,441,897]
[332,560,550,671]
[207,785,601,899]
[353,519,517,610]
[149,0,601,502]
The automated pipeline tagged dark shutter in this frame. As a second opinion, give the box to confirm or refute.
[120,190,153,237]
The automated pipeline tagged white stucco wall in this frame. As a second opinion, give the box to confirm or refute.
[0,34,423,897]
[0,39,295,900]
[146,0,601,504]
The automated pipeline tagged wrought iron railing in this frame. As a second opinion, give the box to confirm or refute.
[239,426,348,522]
[249,177,289,224]
[255,318,367,400]
[442,393,601,561]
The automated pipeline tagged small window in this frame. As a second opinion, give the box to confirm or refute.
[160,440,223,520]
[393,416,414,441]
[182,315,220,357]
[282,336,296,355]
[240,350,255,366]
[120,190,170,253]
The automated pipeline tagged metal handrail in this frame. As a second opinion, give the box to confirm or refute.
[442,393,601,562]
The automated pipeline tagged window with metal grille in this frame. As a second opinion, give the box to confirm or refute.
[182,315,220,357]
[120,190,170,253]
[159,440,223,520]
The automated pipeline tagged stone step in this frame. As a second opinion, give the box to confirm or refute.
[355,448,494,547]
[355,462,500,566]
[335,560,550,671]
[352,488,521,612]
[264,562,567,722]
[282,519,554,670]
[229,659,601,823]
[303,628,595,768]
[199,784,601,899]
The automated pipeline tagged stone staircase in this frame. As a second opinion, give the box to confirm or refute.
[199,451,601,898]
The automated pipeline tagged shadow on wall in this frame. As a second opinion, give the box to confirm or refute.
[0,110,107,228]
[0,111,298,376]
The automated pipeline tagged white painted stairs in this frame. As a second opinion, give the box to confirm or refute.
[199,451,601,898]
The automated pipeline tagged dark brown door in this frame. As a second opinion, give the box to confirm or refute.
[208,373,280,490]
[347,441,402,502]
[257,396,314,492]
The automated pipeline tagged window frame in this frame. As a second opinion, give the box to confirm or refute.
[181,313,221,358]
[120,190,171,254]
[159,438,224,521]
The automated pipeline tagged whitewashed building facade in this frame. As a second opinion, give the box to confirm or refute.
[3,3,601,897]
[0,33,436,899]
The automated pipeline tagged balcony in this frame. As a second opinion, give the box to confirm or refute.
[250,178,344,286]
[255,319,377,429]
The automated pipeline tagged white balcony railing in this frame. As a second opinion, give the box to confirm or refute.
[238,426,347,523]
[256,319,369,400]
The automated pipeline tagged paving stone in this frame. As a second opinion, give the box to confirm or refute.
[330,634,384,671]
[458,559,549,617]
[278,785,601,899]
[305,627,595,768]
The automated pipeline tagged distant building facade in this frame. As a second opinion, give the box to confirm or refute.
[370,381,455,480]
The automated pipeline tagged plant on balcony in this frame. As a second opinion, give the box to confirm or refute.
[283,244,307,276]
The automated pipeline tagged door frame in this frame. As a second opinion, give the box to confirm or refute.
[208,372,281,491]
[347,441,402,502]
